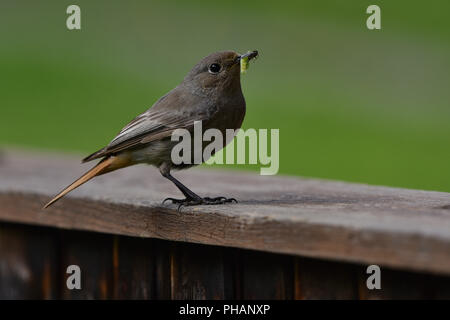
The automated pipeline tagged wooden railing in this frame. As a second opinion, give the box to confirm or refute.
[0,149,450,299]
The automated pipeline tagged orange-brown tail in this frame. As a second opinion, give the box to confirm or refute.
[43,156,121,209]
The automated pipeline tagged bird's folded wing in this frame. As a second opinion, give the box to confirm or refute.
[82,108,210,162]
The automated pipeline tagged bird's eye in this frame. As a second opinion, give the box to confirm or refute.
[208,63,221,74]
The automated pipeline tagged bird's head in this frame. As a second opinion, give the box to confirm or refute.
[183,50,258,93]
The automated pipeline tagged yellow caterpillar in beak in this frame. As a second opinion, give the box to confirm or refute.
[240,56,249,74]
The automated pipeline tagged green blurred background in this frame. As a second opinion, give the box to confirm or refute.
[1,0,449,192]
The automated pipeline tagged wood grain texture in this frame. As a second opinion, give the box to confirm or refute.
[294,257,357,299]
[170,242,233,299]
[60,231,114,299]
[2,221,450,300]
[0,224,58,299]
[357,266,450,300]
[1,149,450,276]
[113,236,156,299]
[239,249,294,299]
[153,239,172,300]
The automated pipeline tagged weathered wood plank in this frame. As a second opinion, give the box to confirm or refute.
[239,250,293,299]
[113,236,155,299]
[170,242,233,299]
[294,257,357,299]
[357,266,450,299]
[1,149,450,275]
[0,223,58,299]
[153,239,172,300]
[60,231,113,299]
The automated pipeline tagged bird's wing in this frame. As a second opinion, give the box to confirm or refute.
[82,89,214,162]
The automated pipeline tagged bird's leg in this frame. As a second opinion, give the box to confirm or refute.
[162,172,203,205]
[161,171,237,209]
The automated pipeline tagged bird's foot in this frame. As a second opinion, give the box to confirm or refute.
[202,196,238,204]
[162,196,237,211]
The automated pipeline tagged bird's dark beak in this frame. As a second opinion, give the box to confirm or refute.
[240,50,258,61]
[236,50,258,64]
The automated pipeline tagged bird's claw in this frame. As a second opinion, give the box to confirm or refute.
[162,196,238,211]
[203,196,237,204]
[162,197,180,205]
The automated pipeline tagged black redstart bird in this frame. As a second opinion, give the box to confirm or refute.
[44,50,258,209]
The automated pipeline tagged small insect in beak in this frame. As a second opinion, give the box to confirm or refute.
[238,50,258,74]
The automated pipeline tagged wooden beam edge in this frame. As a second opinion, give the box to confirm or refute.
[1,191,450,276]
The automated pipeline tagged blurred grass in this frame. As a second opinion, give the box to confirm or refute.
[1,0,449,192]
